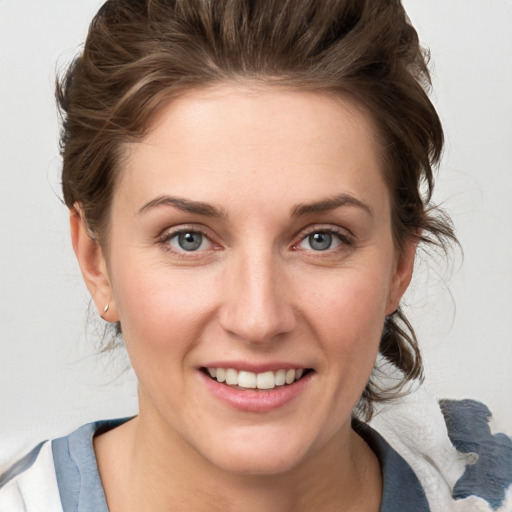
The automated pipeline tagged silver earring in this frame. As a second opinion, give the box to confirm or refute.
[103,304,109,314]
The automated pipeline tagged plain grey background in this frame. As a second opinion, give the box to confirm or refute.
[1,0,511,467]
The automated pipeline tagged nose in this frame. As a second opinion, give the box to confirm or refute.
[219,250,296,345]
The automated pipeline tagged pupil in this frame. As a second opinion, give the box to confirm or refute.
[310,232,332,251]
[178,232,202,251]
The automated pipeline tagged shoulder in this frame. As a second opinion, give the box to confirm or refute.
[369,391,512,512]
[0,418,131,512]
[0,441,63,512]
[354,419,431,511]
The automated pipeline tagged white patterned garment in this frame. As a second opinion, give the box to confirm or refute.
[369,374,512,512]
[0,441,63,512]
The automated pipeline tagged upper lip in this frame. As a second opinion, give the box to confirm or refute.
[200,362,311,373]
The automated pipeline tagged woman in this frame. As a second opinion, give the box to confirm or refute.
[0,1,510,511]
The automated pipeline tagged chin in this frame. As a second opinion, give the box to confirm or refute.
[198,426,318,476]
[210,449,306,477]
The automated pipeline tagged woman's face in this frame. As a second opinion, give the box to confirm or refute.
[77,85,415,475]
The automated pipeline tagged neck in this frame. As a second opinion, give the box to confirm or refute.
[95,413,381,512]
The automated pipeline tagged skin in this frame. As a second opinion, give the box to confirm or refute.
[71,85,417,511]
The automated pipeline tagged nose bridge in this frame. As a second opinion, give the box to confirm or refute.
[220,245,295,344]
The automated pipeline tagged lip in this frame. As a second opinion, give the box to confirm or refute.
[199,368,313,412]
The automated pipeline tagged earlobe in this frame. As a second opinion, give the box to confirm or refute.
[69,206,118,322]
[385,237,418,315]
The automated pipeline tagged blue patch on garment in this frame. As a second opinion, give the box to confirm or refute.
[440,399,512,509]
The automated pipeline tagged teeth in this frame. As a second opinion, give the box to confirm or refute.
[238,371,257,389]
[225,368,238,385]
[275,369,286,386]
[205,367,307,390]
[285,369,296,384]
[257,371,275,390]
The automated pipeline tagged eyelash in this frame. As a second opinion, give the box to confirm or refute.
[157,225,353,256]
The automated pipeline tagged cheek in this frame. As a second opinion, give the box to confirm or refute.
[111,258,218,364]
[298,264,391,388]
[302,266,390,341]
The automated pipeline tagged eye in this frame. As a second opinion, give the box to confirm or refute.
[167,230,212,252]
[297,230,347,251]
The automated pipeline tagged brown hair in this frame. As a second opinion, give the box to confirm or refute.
[57,0,456,419]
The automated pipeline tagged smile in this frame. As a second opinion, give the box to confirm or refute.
[204,367,309,390]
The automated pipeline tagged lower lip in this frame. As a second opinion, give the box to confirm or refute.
[199,371,313,412]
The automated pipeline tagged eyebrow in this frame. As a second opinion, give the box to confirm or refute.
[138,192,372,219]
[138,195,226,218]
[291,193,373,218]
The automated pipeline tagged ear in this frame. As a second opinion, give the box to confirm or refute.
[70,206,118,322]
[385,237,418,315]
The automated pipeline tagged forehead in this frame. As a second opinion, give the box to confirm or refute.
[116,85,388,216]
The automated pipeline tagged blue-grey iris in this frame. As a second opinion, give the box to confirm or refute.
[178,232,203,251]
[309,232,332,251]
